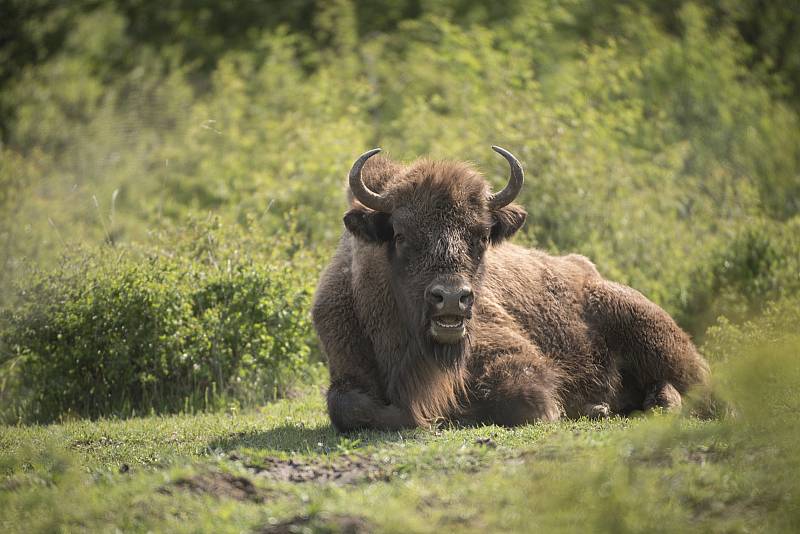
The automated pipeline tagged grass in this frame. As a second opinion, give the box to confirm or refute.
[2,378,797,533]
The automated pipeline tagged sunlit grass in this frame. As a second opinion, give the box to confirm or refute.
[3,325,799,533]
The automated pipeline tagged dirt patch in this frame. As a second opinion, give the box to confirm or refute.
[244,454,391,485]
[258,513,372,534]
[160,471,268,502]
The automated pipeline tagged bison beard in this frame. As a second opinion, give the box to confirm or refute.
[312,147,711,431]
[386,278,471,425]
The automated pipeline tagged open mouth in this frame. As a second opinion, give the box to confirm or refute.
[432,316,465,329]
[430,315,467,343]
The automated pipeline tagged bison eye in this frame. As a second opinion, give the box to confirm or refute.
[394,233,406,245]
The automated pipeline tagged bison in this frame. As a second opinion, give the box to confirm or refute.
[312,147,710,431]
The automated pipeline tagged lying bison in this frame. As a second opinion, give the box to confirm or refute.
[312,147,710,431]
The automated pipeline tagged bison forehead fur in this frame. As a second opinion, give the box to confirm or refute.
[312,149,711,431]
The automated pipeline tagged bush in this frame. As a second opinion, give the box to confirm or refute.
[678,216,800,338]
[2,1,800,419]
[702,296,800,364]
[0,221,321,423]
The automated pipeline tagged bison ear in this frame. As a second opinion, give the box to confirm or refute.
[490,203,527,243]
[344,208,393,243]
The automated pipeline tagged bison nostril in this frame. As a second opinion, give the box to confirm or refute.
[459,288,474,309]
[427,286,446,307]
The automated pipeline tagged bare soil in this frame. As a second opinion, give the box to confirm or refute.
[160,471,268,502]
[244,454,391,485]
[258,513,372,534]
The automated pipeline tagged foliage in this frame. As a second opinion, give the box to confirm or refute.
[680,217,800,337]
[0,1,799,421]
[701,296,800,364]
[0,220,320,423]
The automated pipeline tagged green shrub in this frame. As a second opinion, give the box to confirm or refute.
[678,217,800,338]
[702,296,800,364]
[0,221,321,423]
[2,1,800,420]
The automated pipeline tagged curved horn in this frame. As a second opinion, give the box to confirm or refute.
[348,148,392,212]
[488,145,524,209]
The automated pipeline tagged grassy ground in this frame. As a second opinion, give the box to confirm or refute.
[2,382,796,534]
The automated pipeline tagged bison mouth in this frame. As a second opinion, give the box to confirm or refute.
[430,315,467,344]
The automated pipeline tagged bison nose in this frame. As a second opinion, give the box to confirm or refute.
[426,284,474,315]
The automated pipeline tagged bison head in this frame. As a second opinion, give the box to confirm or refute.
[344,147,526,351]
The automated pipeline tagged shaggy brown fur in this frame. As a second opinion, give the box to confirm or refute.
[312,154,710,431]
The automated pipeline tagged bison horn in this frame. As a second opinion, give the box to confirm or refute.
[488,146,524,209]
[348,148,392,213]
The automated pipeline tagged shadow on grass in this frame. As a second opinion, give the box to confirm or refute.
[207,423,419,455]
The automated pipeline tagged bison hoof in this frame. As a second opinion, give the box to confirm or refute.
[643,382,682,412]
[583,402,611,419]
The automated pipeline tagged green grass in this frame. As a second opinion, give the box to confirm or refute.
[2,378,797,533]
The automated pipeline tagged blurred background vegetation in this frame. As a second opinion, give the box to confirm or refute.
[0,0,798,423]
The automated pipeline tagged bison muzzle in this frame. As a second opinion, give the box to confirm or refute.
[312,147,710,431]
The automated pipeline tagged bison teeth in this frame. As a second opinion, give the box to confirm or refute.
[433,317,464,328]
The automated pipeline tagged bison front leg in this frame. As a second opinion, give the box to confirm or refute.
[327,380,415,432]
[585,280,711,412]
[466,333,563,426]
[313,264,415,432]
